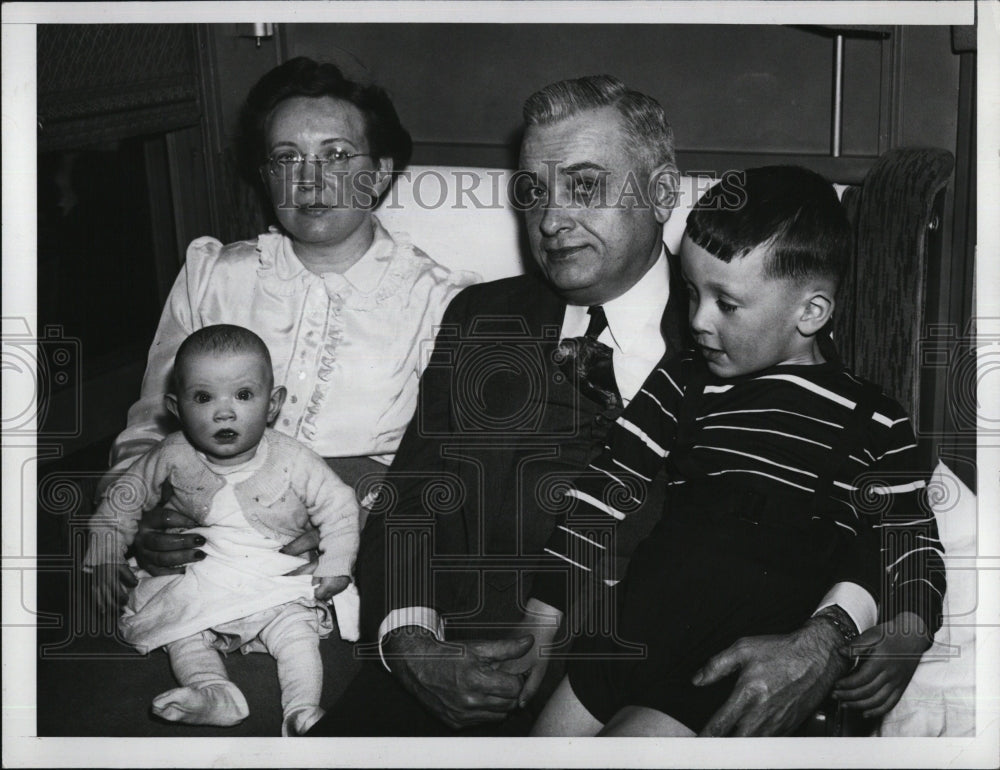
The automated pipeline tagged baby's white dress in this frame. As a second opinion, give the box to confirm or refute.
[119,446,333,654]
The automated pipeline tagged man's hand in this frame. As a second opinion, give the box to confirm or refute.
[833,612,931,719]
[382,626,533,729]
[130,506,204,576]
[693,616,852,736]
[497,598,564,709]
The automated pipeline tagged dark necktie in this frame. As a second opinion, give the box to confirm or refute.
[584,304,609,340]
[556,305,622,410]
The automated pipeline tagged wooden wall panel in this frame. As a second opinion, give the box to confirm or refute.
[278,23,945,173]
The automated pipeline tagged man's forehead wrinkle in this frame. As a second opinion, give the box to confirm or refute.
[521,112,626,164]
[524,133,615,160]
[562,162,610,174]
[521,140,628,181]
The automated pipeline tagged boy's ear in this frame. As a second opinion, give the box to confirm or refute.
[798,290,835,336]
[164,393,179,421]
[648,163,679,225]
[267,386,287,425]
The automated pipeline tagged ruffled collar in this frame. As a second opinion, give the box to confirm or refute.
[256,217,420,309]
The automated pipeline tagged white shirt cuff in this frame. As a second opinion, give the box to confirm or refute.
[813,582,878,633]
[376,606,445,672]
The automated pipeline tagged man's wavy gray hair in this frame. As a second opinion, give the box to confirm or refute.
[523,75,676,176]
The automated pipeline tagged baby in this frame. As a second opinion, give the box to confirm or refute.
[526,166,945,736]
[84,324,360,735]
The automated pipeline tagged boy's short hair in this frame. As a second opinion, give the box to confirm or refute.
[173,325,273,392]
[685,165,851,287]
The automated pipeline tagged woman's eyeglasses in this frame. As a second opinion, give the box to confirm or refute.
[261,150,374,179]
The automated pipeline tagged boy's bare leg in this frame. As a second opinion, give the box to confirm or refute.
[530,676,604,736]
[598,705,695,737]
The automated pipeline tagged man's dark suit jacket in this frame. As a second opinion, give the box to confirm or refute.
[309,256,689,736]
[356,257,690,643]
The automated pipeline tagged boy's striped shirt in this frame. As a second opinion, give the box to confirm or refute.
[535,351,946,631]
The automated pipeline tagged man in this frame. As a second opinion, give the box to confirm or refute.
[137,75,869,737]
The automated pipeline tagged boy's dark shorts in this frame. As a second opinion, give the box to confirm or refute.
[566,483,848,731]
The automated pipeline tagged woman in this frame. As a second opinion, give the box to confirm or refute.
[105,58,476,562]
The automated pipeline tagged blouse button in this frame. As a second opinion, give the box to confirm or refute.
[298,371,306,380]
[283,418,290,426]
[289,395,298,404]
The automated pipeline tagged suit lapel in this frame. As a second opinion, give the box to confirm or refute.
[517,273,565,338]
[661,248,692,357]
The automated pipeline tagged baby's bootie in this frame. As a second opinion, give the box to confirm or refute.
[282,705,325,736]
[151,680,250,727]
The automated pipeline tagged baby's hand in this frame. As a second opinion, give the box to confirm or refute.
[832,612,932,719]
[313,575,351,603]
[87,562,133,618]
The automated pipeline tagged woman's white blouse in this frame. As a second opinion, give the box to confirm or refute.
[112,218,478,470]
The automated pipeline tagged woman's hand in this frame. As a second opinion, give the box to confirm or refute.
[88,562,134,617]
[130,506,205,575]
[833,612,931,718]
[280,526,320,576]
[313,575,351,602]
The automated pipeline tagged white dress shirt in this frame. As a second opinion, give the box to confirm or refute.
[559,249,671,405]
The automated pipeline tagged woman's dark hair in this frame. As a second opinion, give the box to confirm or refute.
[235,57,412,186]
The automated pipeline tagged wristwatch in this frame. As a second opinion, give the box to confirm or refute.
[814,605,860,646]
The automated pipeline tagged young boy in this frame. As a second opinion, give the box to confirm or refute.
[84,324,360,736]
[525,166,945,736]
